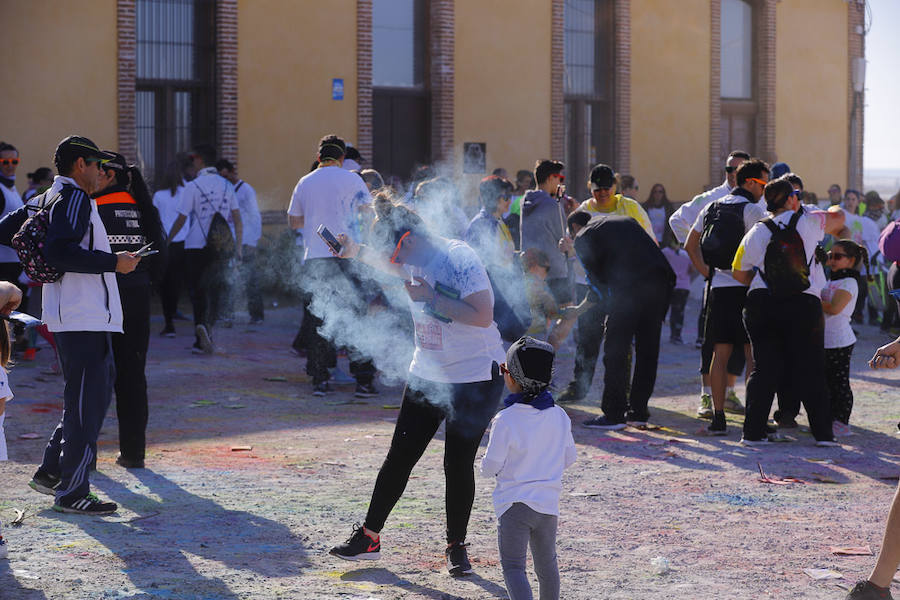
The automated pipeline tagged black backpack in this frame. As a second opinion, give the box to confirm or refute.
[193,182,235,257]
[700,200,748,271]
[759,211,811,297]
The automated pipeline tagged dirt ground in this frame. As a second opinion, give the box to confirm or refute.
[1,298,898,600]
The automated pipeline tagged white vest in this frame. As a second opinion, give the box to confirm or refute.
[41,193,123,333]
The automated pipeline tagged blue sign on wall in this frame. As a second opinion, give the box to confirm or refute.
[332,78,344,100]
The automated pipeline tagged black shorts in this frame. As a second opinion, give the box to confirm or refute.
[705,286,749,346]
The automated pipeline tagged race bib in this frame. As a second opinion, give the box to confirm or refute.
[415,321,443,350]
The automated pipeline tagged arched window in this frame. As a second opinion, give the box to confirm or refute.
[563,0,614,199]
[135,0,216,184]
[371,0,430,182]
[719,0,756,160]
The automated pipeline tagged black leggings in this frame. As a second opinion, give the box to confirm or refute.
[364,368,503,543]
[824,345,854,424]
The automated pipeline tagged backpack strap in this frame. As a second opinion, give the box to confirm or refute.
[787,210,802,230]
[761,217,779,235]
[235,180,244,193]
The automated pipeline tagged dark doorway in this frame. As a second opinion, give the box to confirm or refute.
[372,90,431,182]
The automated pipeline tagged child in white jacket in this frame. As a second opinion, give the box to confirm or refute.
[480,336,577,600]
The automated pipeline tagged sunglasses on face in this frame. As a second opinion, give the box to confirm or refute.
[724,165,737,173]
[747,177,768,187]
[0,158,19,166]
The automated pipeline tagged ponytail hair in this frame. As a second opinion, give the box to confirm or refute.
[833,239,872,281]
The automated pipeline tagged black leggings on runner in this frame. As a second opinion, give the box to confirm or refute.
[364,367,503,543]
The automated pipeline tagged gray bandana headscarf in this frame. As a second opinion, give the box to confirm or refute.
[506,336,555,396]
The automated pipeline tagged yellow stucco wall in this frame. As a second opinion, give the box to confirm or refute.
[238,0,358,213]
[630,0,711,204]
[453,0,552,206]
[776,0,848,195]
[0,0,118,183]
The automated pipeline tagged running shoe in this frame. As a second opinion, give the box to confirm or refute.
[626,410,649,429]
[583,416,627,430]
[28,469,61,496]
[446,541,473,576]
[159,324,175,338]
[708,412,727,436]
[845,580,894,600]
[312,381,332,397]
[195,324,214,354]
[740,436,772,446]
[354,383,380,398]
[696,394,713,419]
[723,391,745,415]
[833,421,854,437]
[329,523,381,561]
[116,454,145,469]
[815,439,841,447]
[52,493,118,515]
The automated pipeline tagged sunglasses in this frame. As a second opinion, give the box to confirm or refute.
[0,158,19,166]
[747,177,768,187]
[724,165,736,173]
[390,231,412,264]
[827,251,849,260]
[554,173,565,182]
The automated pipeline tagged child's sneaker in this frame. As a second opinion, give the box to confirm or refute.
[329,523,381,561]
[52,492,117,515]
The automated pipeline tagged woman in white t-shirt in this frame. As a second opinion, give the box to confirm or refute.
[731,178,846,446]
[328,195,505,575]
[821,240,867,437]
[151,160,190,337]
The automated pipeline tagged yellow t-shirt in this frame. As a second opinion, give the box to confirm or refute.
[579,194,658,243]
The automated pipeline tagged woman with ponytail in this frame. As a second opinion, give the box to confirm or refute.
[94,153,166,469]
[821,240,869,437]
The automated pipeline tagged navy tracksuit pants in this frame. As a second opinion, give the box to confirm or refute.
[40,331,115,504]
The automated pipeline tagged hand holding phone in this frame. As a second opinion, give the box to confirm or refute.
[317,225,343,256]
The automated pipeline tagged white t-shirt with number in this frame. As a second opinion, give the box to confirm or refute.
[822,277,858,349]
[405,240,505,383]
[733,209,828,298]
[691,194,767,287]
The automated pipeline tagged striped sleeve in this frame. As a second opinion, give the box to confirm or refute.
[44,187,117,274]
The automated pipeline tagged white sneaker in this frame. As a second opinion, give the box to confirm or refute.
[696,394,713,418]
[815,439,841,447]
[740,436,772,446]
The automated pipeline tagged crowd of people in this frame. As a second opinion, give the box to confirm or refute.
[0,132,899,600]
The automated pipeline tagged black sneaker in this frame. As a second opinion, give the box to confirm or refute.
[116,454,145,469]
[708,412,727,436]
[52,493,118,515]
[28,470,61,496]
[159,324,175,338]
[329,523,381,561]
[556,384,584,404]
[312,381,332,397]
[354,383,380,398]
[625,411,650,428]
[845,580,894,600]
[583,415,627,430]
[446,541,473,576]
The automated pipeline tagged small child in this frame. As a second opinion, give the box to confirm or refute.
[821,239,867,437]
[480,337,577,600]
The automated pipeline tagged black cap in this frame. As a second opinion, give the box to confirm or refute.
[55,136,116,164]
[589,164,615,190]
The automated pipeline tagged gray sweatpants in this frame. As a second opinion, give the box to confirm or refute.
[498,502,560,600]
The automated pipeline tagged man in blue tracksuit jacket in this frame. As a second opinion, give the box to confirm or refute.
[0,136,140,514]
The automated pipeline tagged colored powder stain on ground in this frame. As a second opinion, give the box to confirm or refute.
[0,304,899,598]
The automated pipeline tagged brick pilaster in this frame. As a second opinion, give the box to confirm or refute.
[117,0,137,164]
[847,0,865,190]
[709,0,722,188]
[550,0,564,160]
[756,0,777,164]
[216,0,238,165]
[430,0,454,165]
[356,0,373,164]
[614,0,631,174]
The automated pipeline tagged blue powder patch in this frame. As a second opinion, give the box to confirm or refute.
[700,492,774,506]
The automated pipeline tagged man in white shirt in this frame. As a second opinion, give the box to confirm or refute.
[670,150,751,417]
[685,159,770,436]
[168,144,242,354]
[287,134,378,398]
[217,159,264,324]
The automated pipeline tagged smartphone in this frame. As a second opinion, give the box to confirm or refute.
[134,241,153,256]
[316,224,343,255]
[137,249,159,257]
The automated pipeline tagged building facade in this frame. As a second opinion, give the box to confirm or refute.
[4,0,865,219]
